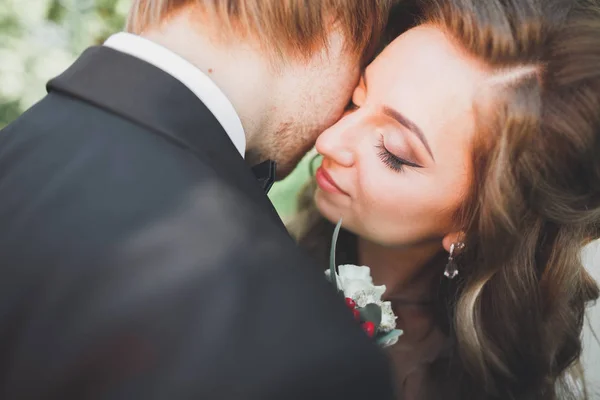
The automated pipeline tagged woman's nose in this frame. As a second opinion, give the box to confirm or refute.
[315,115,356,167]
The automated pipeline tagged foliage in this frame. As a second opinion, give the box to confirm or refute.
[0,0,128,128]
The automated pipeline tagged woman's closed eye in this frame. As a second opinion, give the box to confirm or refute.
[376,137,422,172]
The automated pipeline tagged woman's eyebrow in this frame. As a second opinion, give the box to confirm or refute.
[382,106,434,161]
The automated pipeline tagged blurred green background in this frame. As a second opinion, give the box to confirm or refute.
[0,0,310,220]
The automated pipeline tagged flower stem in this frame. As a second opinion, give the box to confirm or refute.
[329,218,343,293]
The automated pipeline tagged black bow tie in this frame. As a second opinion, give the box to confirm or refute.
[251,160,277,194]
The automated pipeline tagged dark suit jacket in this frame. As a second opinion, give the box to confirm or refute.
[0,46,393,399]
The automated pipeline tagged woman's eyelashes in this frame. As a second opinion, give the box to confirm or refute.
[376,138,422,172]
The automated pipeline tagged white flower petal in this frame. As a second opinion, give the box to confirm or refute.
[341,279,371,297]
[379,301,397,332]
[353,292,371,308]
[372,285,387,300]
[338,265,373,282]
[353,290,382,308]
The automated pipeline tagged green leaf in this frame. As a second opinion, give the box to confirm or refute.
[376,329,403,347]
[46,0,67,23]
[359,303,382,329]
[329,218,343,293]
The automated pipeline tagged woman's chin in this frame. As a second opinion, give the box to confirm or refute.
[315,188,348,225]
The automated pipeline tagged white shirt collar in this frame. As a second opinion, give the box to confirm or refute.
[104,32,246,157]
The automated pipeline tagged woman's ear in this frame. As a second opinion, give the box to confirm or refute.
[442,231,466,253]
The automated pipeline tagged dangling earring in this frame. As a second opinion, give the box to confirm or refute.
[444,242,464,279]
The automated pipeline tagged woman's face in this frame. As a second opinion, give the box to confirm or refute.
[315,25,489,247]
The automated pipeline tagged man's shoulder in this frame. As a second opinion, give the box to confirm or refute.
[0,91,267,265]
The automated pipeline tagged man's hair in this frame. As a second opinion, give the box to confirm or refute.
[126,0,393,61]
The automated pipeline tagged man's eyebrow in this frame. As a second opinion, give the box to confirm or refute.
[382,106,434,161]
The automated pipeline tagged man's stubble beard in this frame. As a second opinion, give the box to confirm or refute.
[246,121,317,181]
[273,121,318,180]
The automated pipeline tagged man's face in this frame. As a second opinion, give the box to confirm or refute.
[257,31,361,179]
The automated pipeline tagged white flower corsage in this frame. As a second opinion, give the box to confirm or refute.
[326,219,403,348]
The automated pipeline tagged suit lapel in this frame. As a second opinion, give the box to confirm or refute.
[47,46,286,231]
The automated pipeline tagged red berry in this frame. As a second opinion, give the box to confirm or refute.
[345,298,357,309]
[352,309,361,321]
[362,321,376,338]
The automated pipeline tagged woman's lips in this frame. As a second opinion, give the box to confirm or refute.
[315,166,347,195]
